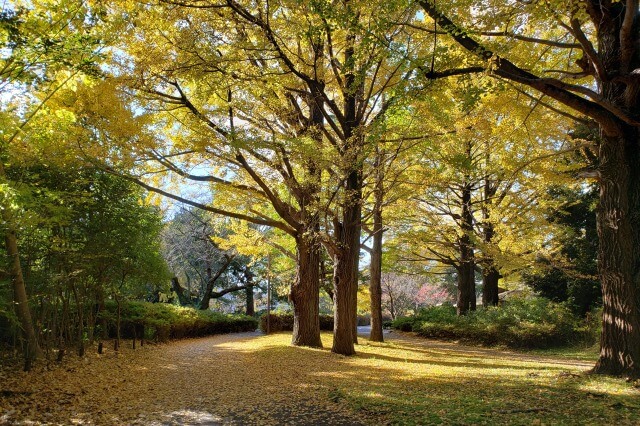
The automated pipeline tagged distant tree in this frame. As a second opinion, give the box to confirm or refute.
[162,209,257,312]
[381,273,423,320]
[525,185,600,316]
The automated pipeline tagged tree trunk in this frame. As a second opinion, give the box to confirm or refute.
[332,171,362,356]
[171,277,191,306]
[369,170,384,342]
[591,8,640,377]
[245,282,254,317]
[4,225,42,367]
[481,175,500,307]
[290,235,322,347]
[592,129,640,378]
[457,181,475,315]
[481,215,500,307]
[388,285,396,321]
[199,255,235,310]
[482,266,501,307]
[418,0,640,376]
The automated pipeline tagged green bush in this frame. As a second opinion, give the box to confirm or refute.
[259,312,334,332]
[391,316,416,332]
[392,298,586,349]
[99,301,258,342]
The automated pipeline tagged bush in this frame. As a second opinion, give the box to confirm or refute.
[259,312,334,332]
[391,316,416,332]
[100,301,258,342]
[392,298,586,349]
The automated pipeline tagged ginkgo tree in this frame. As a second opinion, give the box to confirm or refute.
[386,75,576,314]
[417,0,640,378]
[82,0,428,355]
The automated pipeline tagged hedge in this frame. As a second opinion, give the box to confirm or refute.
[391,298,598,349]
[259,312,334,332]
[99,301,258,342]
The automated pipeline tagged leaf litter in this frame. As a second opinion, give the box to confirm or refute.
[1,330,639,425]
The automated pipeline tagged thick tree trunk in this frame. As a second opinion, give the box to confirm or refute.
[332,171,362,355]
[592,129,640,378]
[482,176,500,307]
[332,253,358,355]
[171,277,191,306]
[456,263,474,315]
[591,9,640,377]
[481,220,500,307]
[482,266,501,307]
[290,235,322,347]
[457,181,475,315]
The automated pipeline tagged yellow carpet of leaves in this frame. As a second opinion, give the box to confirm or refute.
[1,331,639,425]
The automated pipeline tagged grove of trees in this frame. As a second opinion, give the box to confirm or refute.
[2,0,638,378]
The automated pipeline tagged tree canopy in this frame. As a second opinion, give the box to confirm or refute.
[2,0,639,379]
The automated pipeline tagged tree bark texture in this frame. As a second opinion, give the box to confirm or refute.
[482,266,501,307]
[369,222,384,342]
[290,235,322,347]
[592,129,640,378]
[245,283,254,317]
[332,172,362,356]
[482,177,500,307]
[590,7,640,378]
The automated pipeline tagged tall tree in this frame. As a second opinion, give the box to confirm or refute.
[418,0,640,378]
[86,0,420,355]
[0,0,104,367]
[387,78,569,315]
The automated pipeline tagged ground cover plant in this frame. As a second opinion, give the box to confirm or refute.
[392,298,598,349]
[1,332,638,425]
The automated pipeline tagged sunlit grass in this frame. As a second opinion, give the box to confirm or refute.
[233,332,639,425]
[3,331,637,425]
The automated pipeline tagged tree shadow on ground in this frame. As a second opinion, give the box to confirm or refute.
[226,333,640,425]
[2,331,638,426]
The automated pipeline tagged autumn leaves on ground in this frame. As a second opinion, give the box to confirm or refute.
[2,331,639,426]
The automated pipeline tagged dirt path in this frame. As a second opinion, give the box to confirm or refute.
[0,332,368,426]
[0,330,598,425]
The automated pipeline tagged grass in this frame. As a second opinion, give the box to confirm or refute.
[2,330,637,425]
[528,343,601,362]
[233,332,640,425]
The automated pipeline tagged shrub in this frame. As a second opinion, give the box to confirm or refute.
[259,312,334,332]
[100,301,258,342]
[393,298,585,349]
[391,316,416,332]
